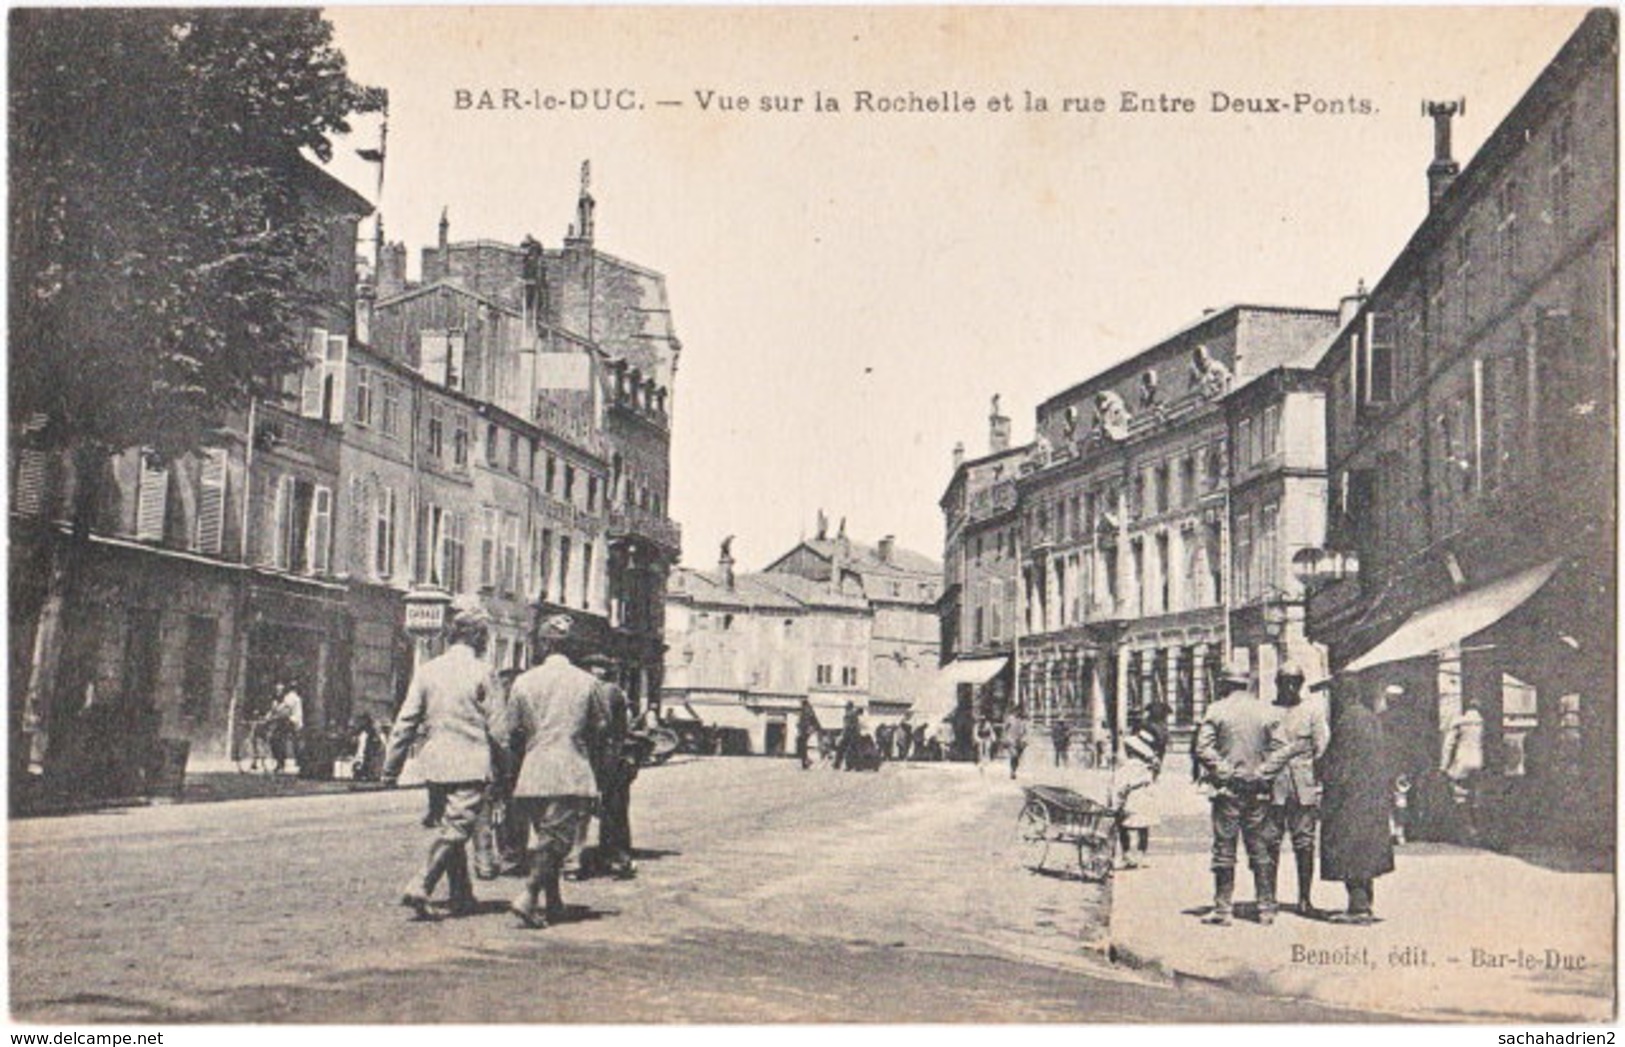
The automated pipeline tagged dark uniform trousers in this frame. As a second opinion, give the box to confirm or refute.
[1210,790,1275,874]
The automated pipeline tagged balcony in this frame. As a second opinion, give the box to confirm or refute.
[967,480,1017,523]
[608,504,682,555]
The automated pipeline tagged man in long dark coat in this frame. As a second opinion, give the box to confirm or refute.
[1317,679,1396,924]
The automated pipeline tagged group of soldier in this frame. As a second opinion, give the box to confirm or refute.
[1193,660,1396,927]
[381,598,643,929]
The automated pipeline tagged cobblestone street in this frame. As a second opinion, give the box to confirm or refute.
[11,758,1374,1023]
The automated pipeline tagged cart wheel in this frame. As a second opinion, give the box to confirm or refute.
[1017,800,1051,871]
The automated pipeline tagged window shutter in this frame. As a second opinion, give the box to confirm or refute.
[309,485,332,575]
[420,331,449,386]
[136,455,170,541]
[447,332,466,391]
[324,335,348,424]
[195,448,228,555]
[13,448,49,517]
[301,329,327,418]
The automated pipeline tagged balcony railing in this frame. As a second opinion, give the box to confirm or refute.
[608,504,682,553]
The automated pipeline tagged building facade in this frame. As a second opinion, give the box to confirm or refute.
[10,164,684,793]
[938,306,1339,762]
[1304,11,1617,847]
[662,529,943,754]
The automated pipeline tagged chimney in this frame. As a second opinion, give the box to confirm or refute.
[567,159,596,247]
[988,394,1011,454]
[952,441,965,470]
[378,242,407,297]
[1338,279,1368,329]
[355,279,375,346]
[1424,99,1465,210]
[719,539,736,590]
[878,535,895,564]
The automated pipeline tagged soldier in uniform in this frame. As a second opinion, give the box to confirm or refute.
[1258,662,1333,917]
[503,613,611,928]
[584,652,638,880]
[383,598,506,919]
[1194,663,1280,926]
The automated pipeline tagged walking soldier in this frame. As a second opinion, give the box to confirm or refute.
[502,613,611,928]
[383,598,507,919]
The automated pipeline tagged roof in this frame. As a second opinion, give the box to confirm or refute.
[754,571,872,611]
[668,569,803,611]
[1037,304,1337,417]
[668,568,869,612]
[374,278,521,318]
[771,537,942,579]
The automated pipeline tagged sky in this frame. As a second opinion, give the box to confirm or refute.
[319,6,1588,574]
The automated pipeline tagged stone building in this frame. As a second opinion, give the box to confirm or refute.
[762,523,942,718]
[10,163,684,792]
[936,402,1028,724]
[662,529,942,754]
[1016,306,1338,755]
[939,305,1340,762]
[1303,10,1616,846]
[10,159,371,788]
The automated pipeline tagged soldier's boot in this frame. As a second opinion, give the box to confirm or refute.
[542,861,566,920]
[444,844,477,916]
[472,810,500,881]
[1255,862,1279,925]
[402,839,458,919]
[511,849,554,929]
[1202,869,1235,926]
[1294,846,1320,917]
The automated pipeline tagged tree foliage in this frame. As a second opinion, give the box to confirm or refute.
[10,9,384,461]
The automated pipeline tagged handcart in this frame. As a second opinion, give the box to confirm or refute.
[1017,784,1121,881]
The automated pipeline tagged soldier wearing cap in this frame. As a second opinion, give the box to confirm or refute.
[383,596,506,919]
[501,612,611,928]
[1193,660,1279,926]
[1258,661,1333,917]
[583,651,639,879]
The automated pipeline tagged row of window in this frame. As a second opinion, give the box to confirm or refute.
[1024,521,1229,632]
[1350,106,1580,418]
[813,664,861,688]
[265,471,601,610]
[1022,442,1228,550]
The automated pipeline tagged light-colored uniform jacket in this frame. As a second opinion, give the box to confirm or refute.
[503,654,609,799]
[1195,694,1276,792]
[1259,694,1332,806]
[383,644,504,784]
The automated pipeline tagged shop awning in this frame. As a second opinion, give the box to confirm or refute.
[689,702,759,731]
[1344,559,1563,674]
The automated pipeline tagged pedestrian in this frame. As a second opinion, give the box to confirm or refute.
[1005,706,1029,780]
[1194,663,1279,926]
[1318,678,1397,925]
[796,698,818,770]
[502,613,611,929]
[382,598,506,920]
[350,714,384,782]
[1051,719,1071,767]
[1440,698,1486,843]
[1257,662,1332,917]
[1113,702,1169,868]
[974,716,995,768]
[834,701,861,771]
[270,679,305,774]
[584,652,637,879]
[895,715,914,761]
